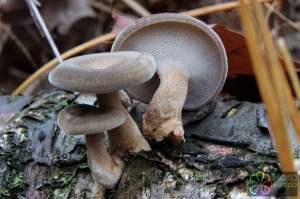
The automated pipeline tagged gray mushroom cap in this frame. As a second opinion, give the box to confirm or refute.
[57,104,125,135]
[49,51,156,93]
[112,13,228,111]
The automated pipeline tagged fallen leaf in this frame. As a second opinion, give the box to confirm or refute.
[210,24,300,78]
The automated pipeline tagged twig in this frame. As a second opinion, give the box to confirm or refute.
[12,33,116,95]
[264,2,300,33]
[121,0,151,17]
[182,0,273,17]
[265,1,277,21]
[87,0,122,14]
[0,20,38,69]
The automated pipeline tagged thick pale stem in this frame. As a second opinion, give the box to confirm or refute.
[96,92,151,157]
[85,133,124,188]
[143,63,188,144]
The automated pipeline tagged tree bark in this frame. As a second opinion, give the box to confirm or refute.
[0,89,298,198]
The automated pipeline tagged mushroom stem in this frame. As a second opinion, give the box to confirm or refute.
[85,133,124,188]
[96,92,151,157]
[143,63,188,144]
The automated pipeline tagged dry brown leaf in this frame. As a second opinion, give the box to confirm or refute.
[211,24,300,78]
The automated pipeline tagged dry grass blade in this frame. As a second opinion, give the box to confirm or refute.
[278,38,300,102]
[239,0,295,174]
[0,20,38,69]
[252,0,300,150]
[87,0,125,15]
[87,0,114,14]
[121,0,151,17]
[182,0,273,17]
[264,3,300,33]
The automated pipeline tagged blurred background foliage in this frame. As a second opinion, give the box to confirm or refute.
[0,0,299,96]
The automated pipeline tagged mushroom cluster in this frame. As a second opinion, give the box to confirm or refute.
[49,51,156,187]
[49,13,228,187]
[112,13,228,144]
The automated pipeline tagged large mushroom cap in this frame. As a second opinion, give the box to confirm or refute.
[57,104,125,135]
[112,13,228,111]
[49,51,156,93]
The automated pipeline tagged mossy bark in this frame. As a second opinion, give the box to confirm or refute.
[0,90,298,198]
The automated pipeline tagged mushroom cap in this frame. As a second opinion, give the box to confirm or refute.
[57,104,125,135]
[49,51,156,93]
[112,13,228,111]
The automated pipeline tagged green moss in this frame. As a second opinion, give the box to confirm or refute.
[12,173,27,189]
[227,108,238,117]
[34,171,40,178]
[63,102,69,107]
[0,188,11,197]
[194,171,204,182]
[177,195,183,199]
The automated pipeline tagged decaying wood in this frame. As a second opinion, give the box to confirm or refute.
[0,89,298,198]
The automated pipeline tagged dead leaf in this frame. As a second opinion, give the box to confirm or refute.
[210,24,300,78]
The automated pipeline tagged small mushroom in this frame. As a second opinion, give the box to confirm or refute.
[112,13,228,143]
[57,104,125,187]
[49,51,156,155]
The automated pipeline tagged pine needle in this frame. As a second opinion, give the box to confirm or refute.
[182,0,272,17]
[121,0,151,17]
[25,0,63,63]
[239,0,295,174]
[278,38,300,103]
